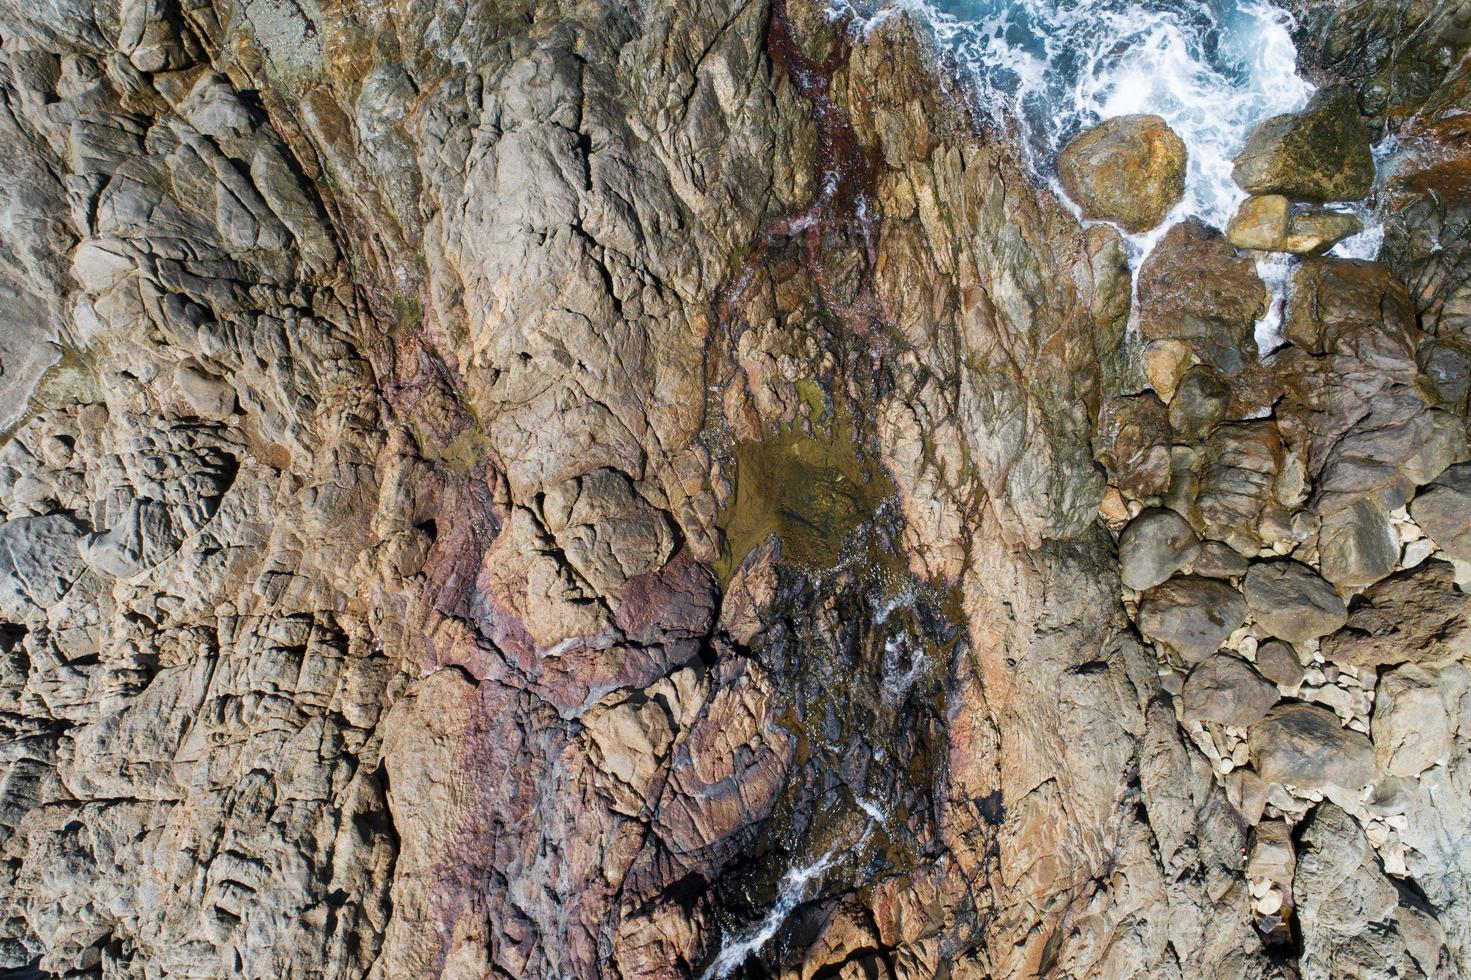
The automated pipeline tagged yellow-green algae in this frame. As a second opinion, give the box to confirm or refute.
[714,385,894,585]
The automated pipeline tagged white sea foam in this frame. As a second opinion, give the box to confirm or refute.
[831,0,1384,345]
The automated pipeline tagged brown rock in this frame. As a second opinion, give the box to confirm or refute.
[1226,194,1362,254]
[1137,221,1268,375]
[1095,393,1173,499]
[1058,114,1187,233]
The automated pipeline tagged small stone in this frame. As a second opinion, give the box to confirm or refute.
[1402,538,1435,568]
[1118,507,1201,590]
[1244,560,1348,642]
[1229,196,1364,255]
[1058,114,1188,233]
[1137,575,1249,663]
[1255,639,1305,689]
[1255,890,1284,916]
[1232,86,1375,202]
[1099,486,1130,529]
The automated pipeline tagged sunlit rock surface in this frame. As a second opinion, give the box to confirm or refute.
[0,0,1468,976]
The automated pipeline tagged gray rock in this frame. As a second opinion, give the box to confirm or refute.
[0,514,88,620]
[1180,652,1278,727]
[1118,507,1200,591]
[1410,462,1471,562]
[1296,803,1453,978]
[1137,574,1248,663]
[1372,663,1463,777]
[1253,639,1304,690]
[1249,701,1375,791]
[1244,560,1348,643]
[1318,498,1398,589]
[1232,86,1375,202]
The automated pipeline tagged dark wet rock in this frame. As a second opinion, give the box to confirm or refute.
[1292,0,1471,131]
[1284,258,1418,361]
[1190,540,1251,579]
[1295,803,1456,978]
[1254,639,1305,690]
[1226,194,1362,254]
[1323,559,1471,668]
[1232,86,1375,202]
[1410,462,1471,562]
[1249,702,1375,791]
[1119,507,1201,591]
[1057,114,1187,233]
[1244,560,1348,643]
[1168,365,1232,442]
[1137,574,1248,663]
[1137,221,1267,375]
[1096,393,1173,499]
[1318,497,1399,588]
[1419,333,1471,415]
[1181,652,1279,727]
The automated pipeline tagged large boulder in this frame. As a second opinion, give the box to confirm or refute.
[1244,560,1348,643]
[1095,393,1172,499]
[1136,221,1267,376]
[1118,507,1200,591]
[1057,114,1187,233]
[1372,664,1463,777]
[1322,559,1471,668]
[1137,574,1247,663]
[1249,701,1375,791]
[1295,804,1455,978]
[1409,462,1471,562]
[1180,652,1279,727]
[1232,86,1375,202]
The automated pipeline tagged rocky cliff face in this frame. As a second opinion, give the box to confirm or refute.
[1,0,1469,976]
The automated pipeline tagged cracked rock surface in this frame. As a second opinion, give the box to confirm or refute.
[1,0,1469,977]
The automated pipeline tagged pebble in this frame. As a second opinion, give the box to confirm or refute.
[1255,889,1283,915]
[1402,538,1435,568]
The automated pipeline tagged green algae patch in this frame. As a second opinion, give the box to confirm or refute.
[715,405,893,586]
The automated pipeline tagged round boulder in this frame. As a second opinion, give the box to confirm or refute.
[1243,560,1347,643]
[1058,114,1187,233]
[1119,508,1201,591]
[1181,652,1279,727]
[1248,701,1375,792]
[1137,574,1247,664]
